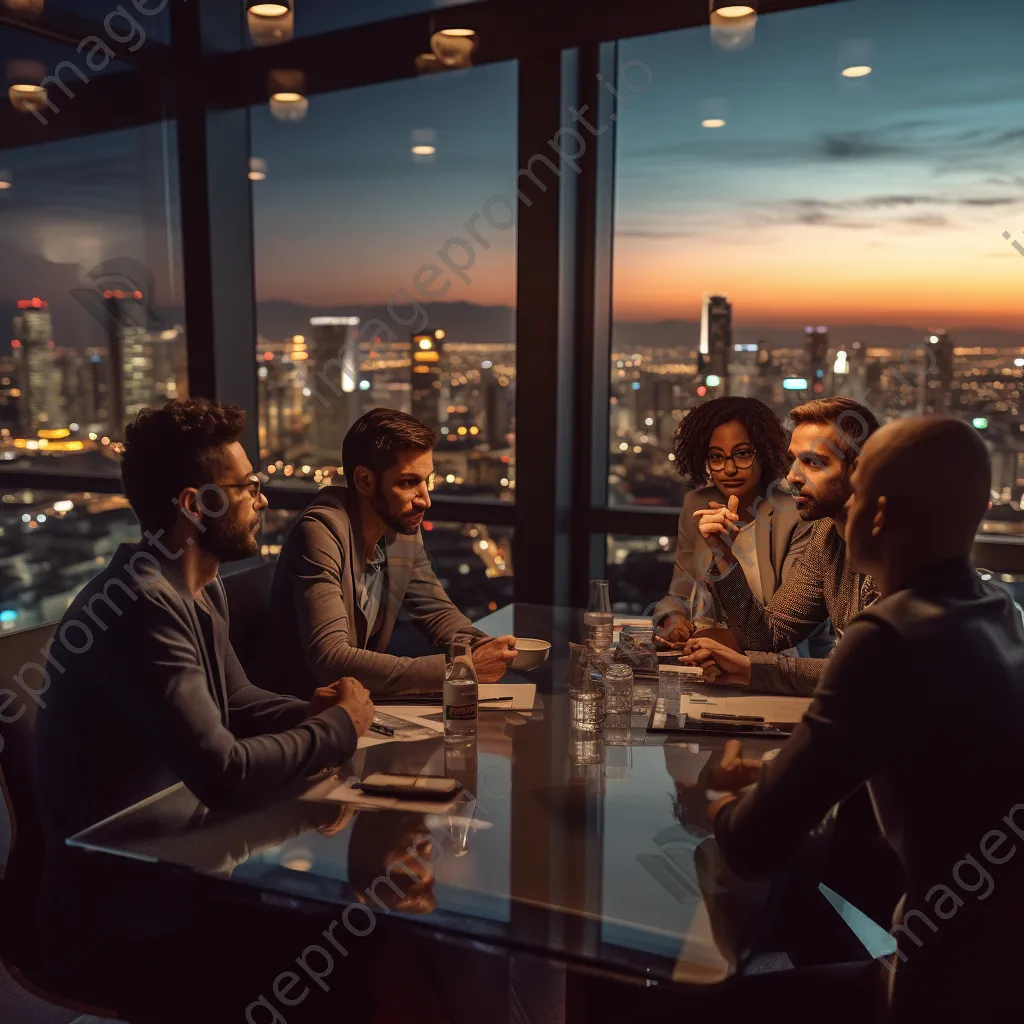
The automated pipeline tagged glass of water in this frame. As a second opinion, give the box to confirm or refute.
[570,688,605,729]
[604,661,634,715]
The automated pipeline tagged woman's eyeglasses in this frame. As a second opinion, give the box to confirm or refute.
[706,447,756,472]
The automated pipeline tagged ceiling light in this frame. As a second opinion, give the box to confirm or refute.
[841,65,872,78]
[246,1,290,14]
[0,170,10,190]
[710,0,757,50]
[268,69,307,121]
[248,157,267,181]
[248,1,293,46]
[430,28,477,68]
[411,144,435,156]
[702,118,725,128]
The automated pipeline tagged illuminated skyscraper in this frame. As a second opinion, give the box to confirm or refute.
[805,325,829,393]
[411,329,443,433]
[926,330,954,414]
[13,297,62,435]
[699,294,732,394]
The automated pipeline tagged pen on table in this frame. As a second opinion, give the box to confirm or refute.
[700,712,765,723]
[369,721,395,737]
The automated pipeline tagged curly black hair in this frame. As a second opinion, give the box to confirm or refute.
[121,398,247,534]
[672,396,789,488]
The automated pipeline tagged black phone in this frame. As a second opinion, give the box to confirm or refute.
[356,773,460,800]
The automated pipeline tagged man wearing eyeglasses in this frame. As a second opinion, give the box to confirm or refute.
[34,398,374,1017]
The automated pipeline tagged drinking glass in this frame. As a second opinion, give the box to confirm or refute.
[584,580,613,649]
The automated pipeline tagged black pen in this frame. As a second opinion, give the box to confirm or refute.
[700,712,765,723]
[369,721,395,737]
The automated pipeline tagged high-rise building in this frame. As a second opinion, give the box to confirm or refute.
[309,316,361,466]
[805,325,829,393]
[13,297,62,436]
[699,294,732,394]
[926,330,954,414]
[411,329,443,433]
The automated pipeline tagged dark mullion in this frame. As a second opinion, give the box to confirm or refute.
[170,0,259,460]
[512,49,579,607]
[571,41,618,607]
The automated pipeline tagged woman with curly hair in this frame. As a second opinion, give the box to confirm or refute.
[653,395,811,646]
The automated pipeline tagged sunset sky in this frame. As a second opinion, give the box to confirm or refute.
[1,0,1022,340]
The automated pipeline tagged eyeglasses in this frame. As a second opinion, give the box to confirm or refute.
[222,471,269,500]
[706,447,757,472]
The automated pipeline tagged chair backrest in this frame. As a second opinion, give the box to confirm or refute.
[0,622,57,958]
[221,558,277,666]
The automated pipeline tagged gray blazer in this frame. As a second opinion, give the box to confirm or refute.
[653,482,812,630]
[35,542,357,846]
[251,486,484,699]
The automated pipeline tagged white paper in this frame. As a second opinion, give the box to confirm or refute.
[670,685,812,724]
[478,682,537,710]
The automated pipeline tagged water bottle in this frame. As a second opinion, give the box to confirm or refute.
[584,579,613,649]
[444,640,478,740]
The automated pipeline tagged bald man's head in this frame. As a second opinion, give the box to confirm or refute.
[845,417,990,581]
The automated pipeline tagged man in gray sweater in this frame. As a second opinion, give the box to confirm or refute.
[34,399,373,1017]
[253,408,517,698]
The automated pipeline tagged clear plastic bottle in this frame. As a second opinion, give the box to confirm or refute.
[584,579,614,649]
[444,640,478,739]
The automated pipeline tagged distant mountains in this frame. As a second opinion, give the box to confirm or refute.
[255,299,1024,352]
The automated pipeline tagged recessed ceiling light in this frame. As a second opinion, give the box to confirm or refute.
[715,4,755,15]
[247,1,290,16]
[702,118,726,128]
[841,65,873,78]
[411,145,436,156]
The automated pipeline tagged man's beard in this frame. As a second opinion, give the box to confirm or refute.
[370,488,422,536]
[198,512,260,562]
[795,477,849,522]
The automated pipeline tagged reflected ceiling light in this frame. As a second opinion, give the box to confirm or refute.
[248,2,293,46]
[430,27,477,68]
[701,118,726,128]
[839,38,873,84]
[411,127,437,163]
[841,65,872,78]
[710,0,757,50]
[268,68,308,121]
[248,157,267,181]
[7,59,47,114]
[0,0,45,20]
[0,170,11,190]
[415,52,443,74]
[411,144,435,156]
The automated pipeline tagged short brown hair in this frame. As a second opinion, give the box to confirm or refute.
[789,397,880,458]
[121,398,246,534]
[342,408,436,480]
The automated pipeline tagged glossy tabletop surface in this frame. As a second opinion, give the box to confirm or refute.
[68,605,806,987]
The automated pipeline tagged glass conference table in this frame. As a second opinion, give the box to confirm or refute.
[67,604,828,997]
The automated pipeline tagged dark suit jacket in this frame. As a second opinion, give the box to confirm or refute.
[35,542,357,848]
[653,481,812,630]
[715,559,1024,1017]
[251,486,484,699]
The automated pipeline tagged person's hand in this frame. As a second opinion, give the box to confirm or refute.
[692,495,741,567]
[655,611,693,647]
[472,635,518,682]
[333,676,374,736]
[307,683,342,718]
[681,637,751,686]
[707,739,763,792]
